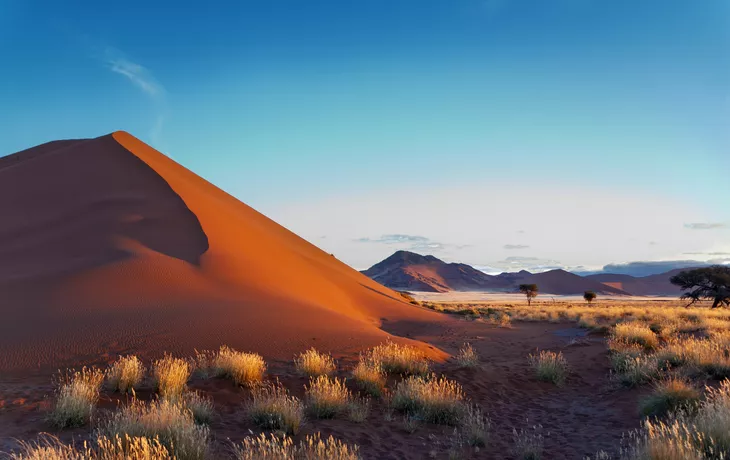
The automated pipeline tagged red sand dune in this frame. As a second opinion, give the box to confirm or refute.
[0,132,444,373]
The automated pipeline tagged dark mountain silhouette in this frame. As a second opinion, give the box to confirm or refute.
[363,251,686,296]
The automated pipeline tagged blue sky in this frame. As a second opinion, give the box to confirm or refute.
[1,0,728,274]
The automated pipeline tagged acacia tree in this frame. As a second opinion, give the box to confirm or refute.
[584,291,597,303]
[519,284,538,306]
[670,266,730,309]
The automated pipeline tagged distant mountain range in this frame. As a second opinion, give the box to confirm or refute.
[361,251,687,296]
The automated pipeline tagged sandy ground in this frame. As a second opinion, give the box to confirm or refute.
[0,318,643,459]
[412,291,680,304]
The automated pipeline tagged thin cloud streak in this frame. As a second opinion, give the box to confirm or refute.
[685,222,726,230]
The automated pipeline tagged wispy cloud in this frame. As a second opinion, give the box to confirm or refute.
[355,234,429,244]
[100,47,167,147]
[354,234,470,254]
[503,244,529,250]
[684,222,726,230]
[683,252,730,256]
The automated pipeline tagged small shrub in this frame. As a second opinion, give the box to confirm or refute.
[214,346,266,386]
[48,367,104,428]
[106,355,145,393]
[248,382,304,435]
[640,378,700,417]
[231,433,359,460]
[455,343,479,368]
[614,323,659,350]
[183,391,215,425]
[528,350,568,386]
[392,374,465,425]
[512,425,544,460]
[347,397,371,423]
[152,354,190,400]
[402,415,419,434]
[295,348,336,377]
[305,376,351,419]
[351,355,386,397]
[367,340,430,376]
[101,398,209,460]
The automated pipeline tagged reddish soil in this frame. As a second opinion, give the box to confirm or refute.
[0,321,644,459]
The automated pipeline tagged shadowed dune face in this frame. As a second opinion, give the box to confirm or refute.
[0,132,445,373]
[0,136,209,281]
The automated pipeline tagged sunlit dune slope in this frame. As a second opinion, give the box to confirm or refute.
[0,132,444,372]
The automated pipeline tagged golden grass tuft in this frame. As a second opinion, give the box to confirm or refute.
[294,348,336,377]
[392,374,466,425]
[248,382,305,435]
[528,350,568,386]
[152,354,190,400]
[100,398,209,460]
[106,355,145,394]
[640,378,700,417]
[305,376,352,419]
[48,367,104,428]
[613,323,659,350]
[455,343,479,368]
[351,355,386,397]
[366,340,430,376]
[214,346,266,386]
[9,434,171,460]
[231,432,360,460]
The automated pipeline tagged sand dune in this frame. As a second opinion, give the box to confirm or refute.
[0,132,444,373]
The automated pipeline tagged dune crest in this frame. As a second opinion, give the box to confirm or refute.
[0,132,443,372]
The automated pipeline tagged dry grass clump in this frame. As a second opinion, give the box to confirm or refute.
[640,378,700,417]
[613,323,659,350]
[392,374,466,425]
[658,337,730,379]
[462,404,490,447]
[295,348,336,377]
[623,379,730,459]
[48,367,104,428]
[214,346,266,386]
[152,354,190,400]
[616,355,661,387]
[106,355,145,393]
[305,376,352,419]
[101,398,209,460]
[231,432,360,460]
[528,350,568,386]
[248,382,305,435]
[512,425,544,460]
[183,391,215,425]
[9,434,171,460]
[366,340,430,376]
[347,397,371,423]
[351,355,386,397]
[455,343,479,368]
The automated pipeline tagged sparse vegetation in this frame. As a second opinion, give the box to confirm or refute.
[640,378,700,417]
[391,374,466,425]
[152,354,190,400]
[48,367,104,428]
[613,323,659,350]
[295,348,336,377]
[9,434,171,460]
[462,404,490,447]
[347,397,371,423]
[366,340,430,376]
[100,398,209,460]
[351,355,386,396]
[231,433,360,460]
[214,346,266,386]
[248,382,304,435]
[305,376,352,419]
[528,350,568,386]
[106,355,145,393]
[455,343,479,368]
